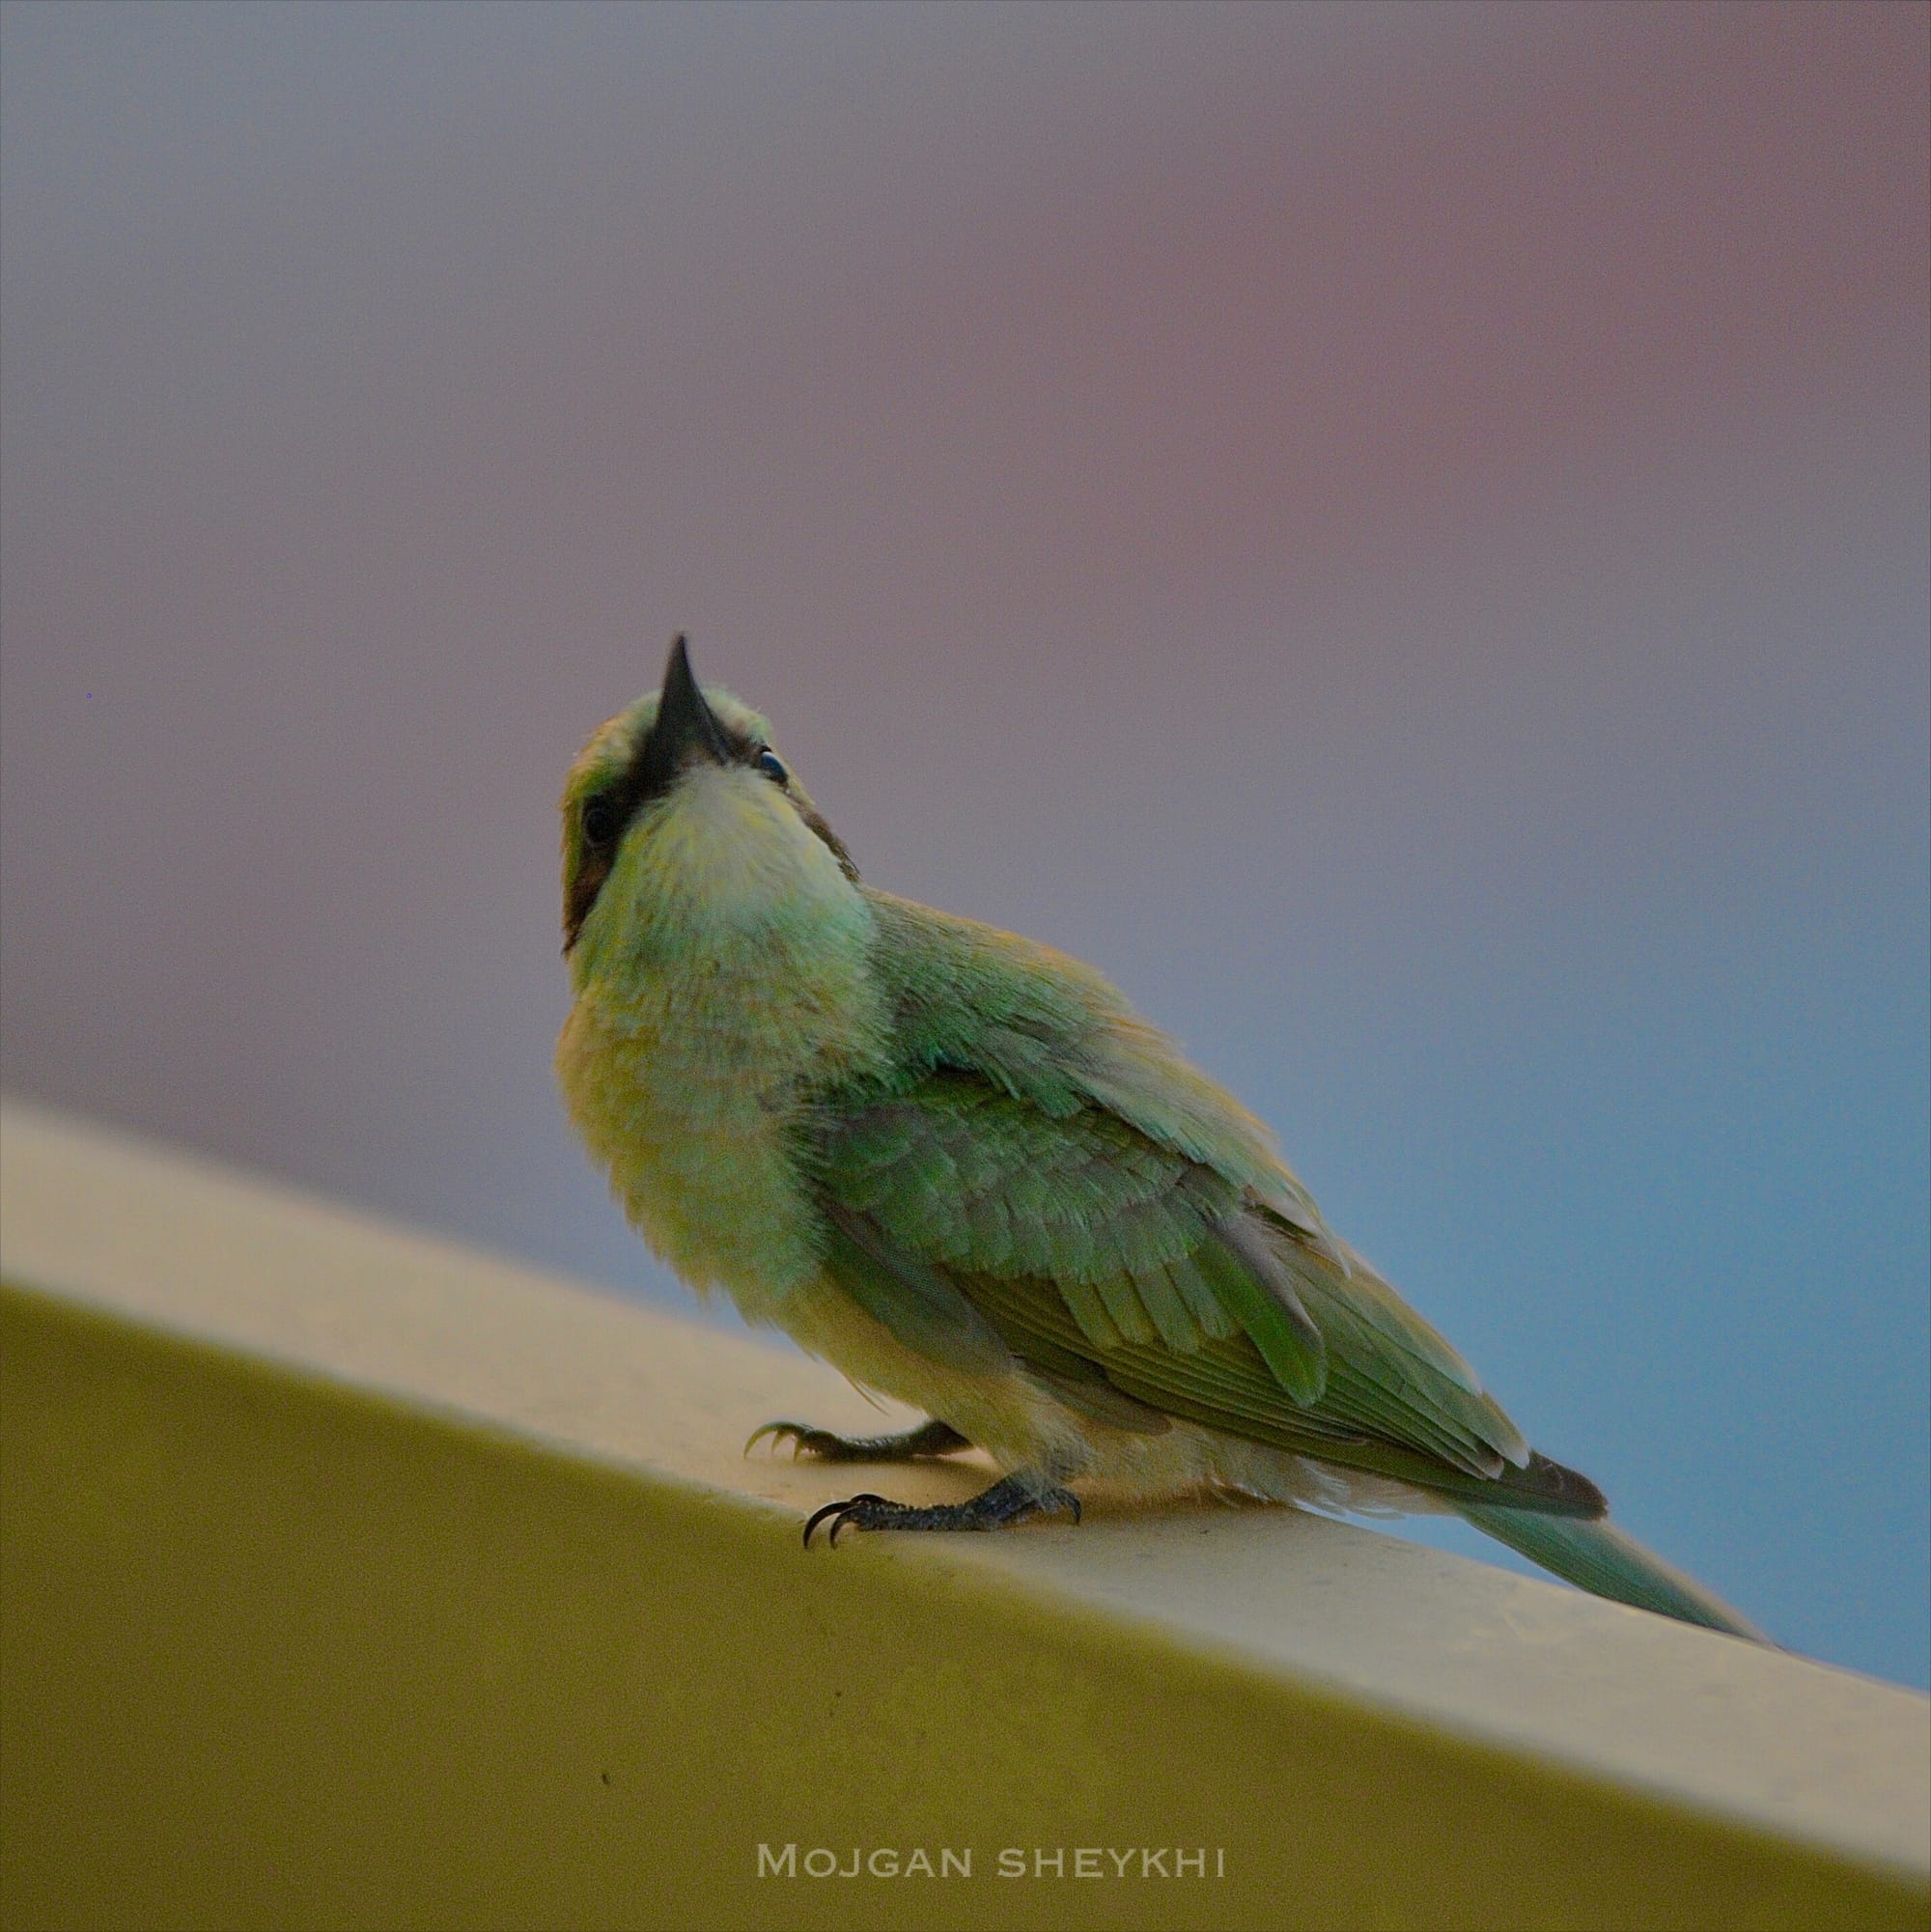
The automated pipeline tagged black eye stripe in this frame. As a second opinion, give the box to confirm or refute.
[567,709,858,952]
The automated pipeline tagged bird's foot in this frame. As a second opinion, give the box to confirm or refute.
[746,1417,970,1464]
[803,1472,1081,1548]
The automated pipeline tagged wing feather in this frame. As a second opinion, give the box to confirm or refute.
[810,890,1588,1514]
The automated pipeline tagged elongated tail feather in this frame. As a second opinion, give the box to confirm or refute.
[1459,1503,1768,1641]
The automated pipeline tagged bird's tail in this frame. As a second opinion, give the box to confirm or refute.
[1458,1502,1769,1641]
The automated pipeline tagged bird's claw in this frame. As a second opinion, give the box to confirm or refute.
[745,1420,819,1460]
[803,1494,891,1549]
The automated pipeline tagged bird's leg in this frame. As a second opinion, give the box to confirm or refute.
[803,1471,1081,1547]
[745,1416,971,1464]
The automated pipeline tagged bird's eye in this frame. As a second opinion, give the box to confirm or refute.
[580,796,617,846]
[756,748,789,786]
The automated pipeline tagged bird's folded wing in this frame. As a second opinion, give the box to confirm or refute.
[812,1066,1597,1513]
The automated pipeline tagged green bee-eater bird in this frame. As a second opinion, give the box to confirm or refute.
[557,636,1764,1640]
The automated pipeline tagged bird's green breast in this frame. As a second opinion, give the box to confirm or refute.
[557,826,888,1316]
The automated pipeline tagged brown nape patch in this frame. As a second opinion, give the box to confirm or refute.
[563,849,613,952]
[799,804,860,882]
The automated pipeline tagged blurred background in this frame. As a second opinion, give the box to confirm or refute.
[2,2,1924,1686]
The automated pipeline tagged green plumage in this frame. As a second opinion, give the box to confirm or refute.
[812,888,1570,1509]
[1459,1507,1767,1638]
[557,642,1766,1643]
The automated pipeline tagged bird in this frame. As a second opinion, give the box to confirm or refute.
[555,634,1764,1640]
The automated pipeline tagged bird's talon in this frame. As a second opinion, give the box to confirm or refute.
[802,1492,895,1549]
[747,1420,824,1460]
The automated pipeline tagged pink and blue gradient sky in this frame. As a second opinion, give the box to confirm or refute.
[3,2,1925,1683]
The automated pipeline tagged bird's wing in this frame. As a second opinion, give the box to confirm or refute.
[806,894,1601,1514]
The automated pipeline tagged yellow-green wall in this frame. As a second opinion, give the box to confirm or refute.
[5,1284,1921,1932]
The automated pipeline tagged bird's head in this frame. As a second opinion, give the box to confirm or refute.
[560,636,860,981]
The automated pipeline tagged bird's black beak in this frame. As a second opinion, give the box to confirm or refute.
[637,633,732,793]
